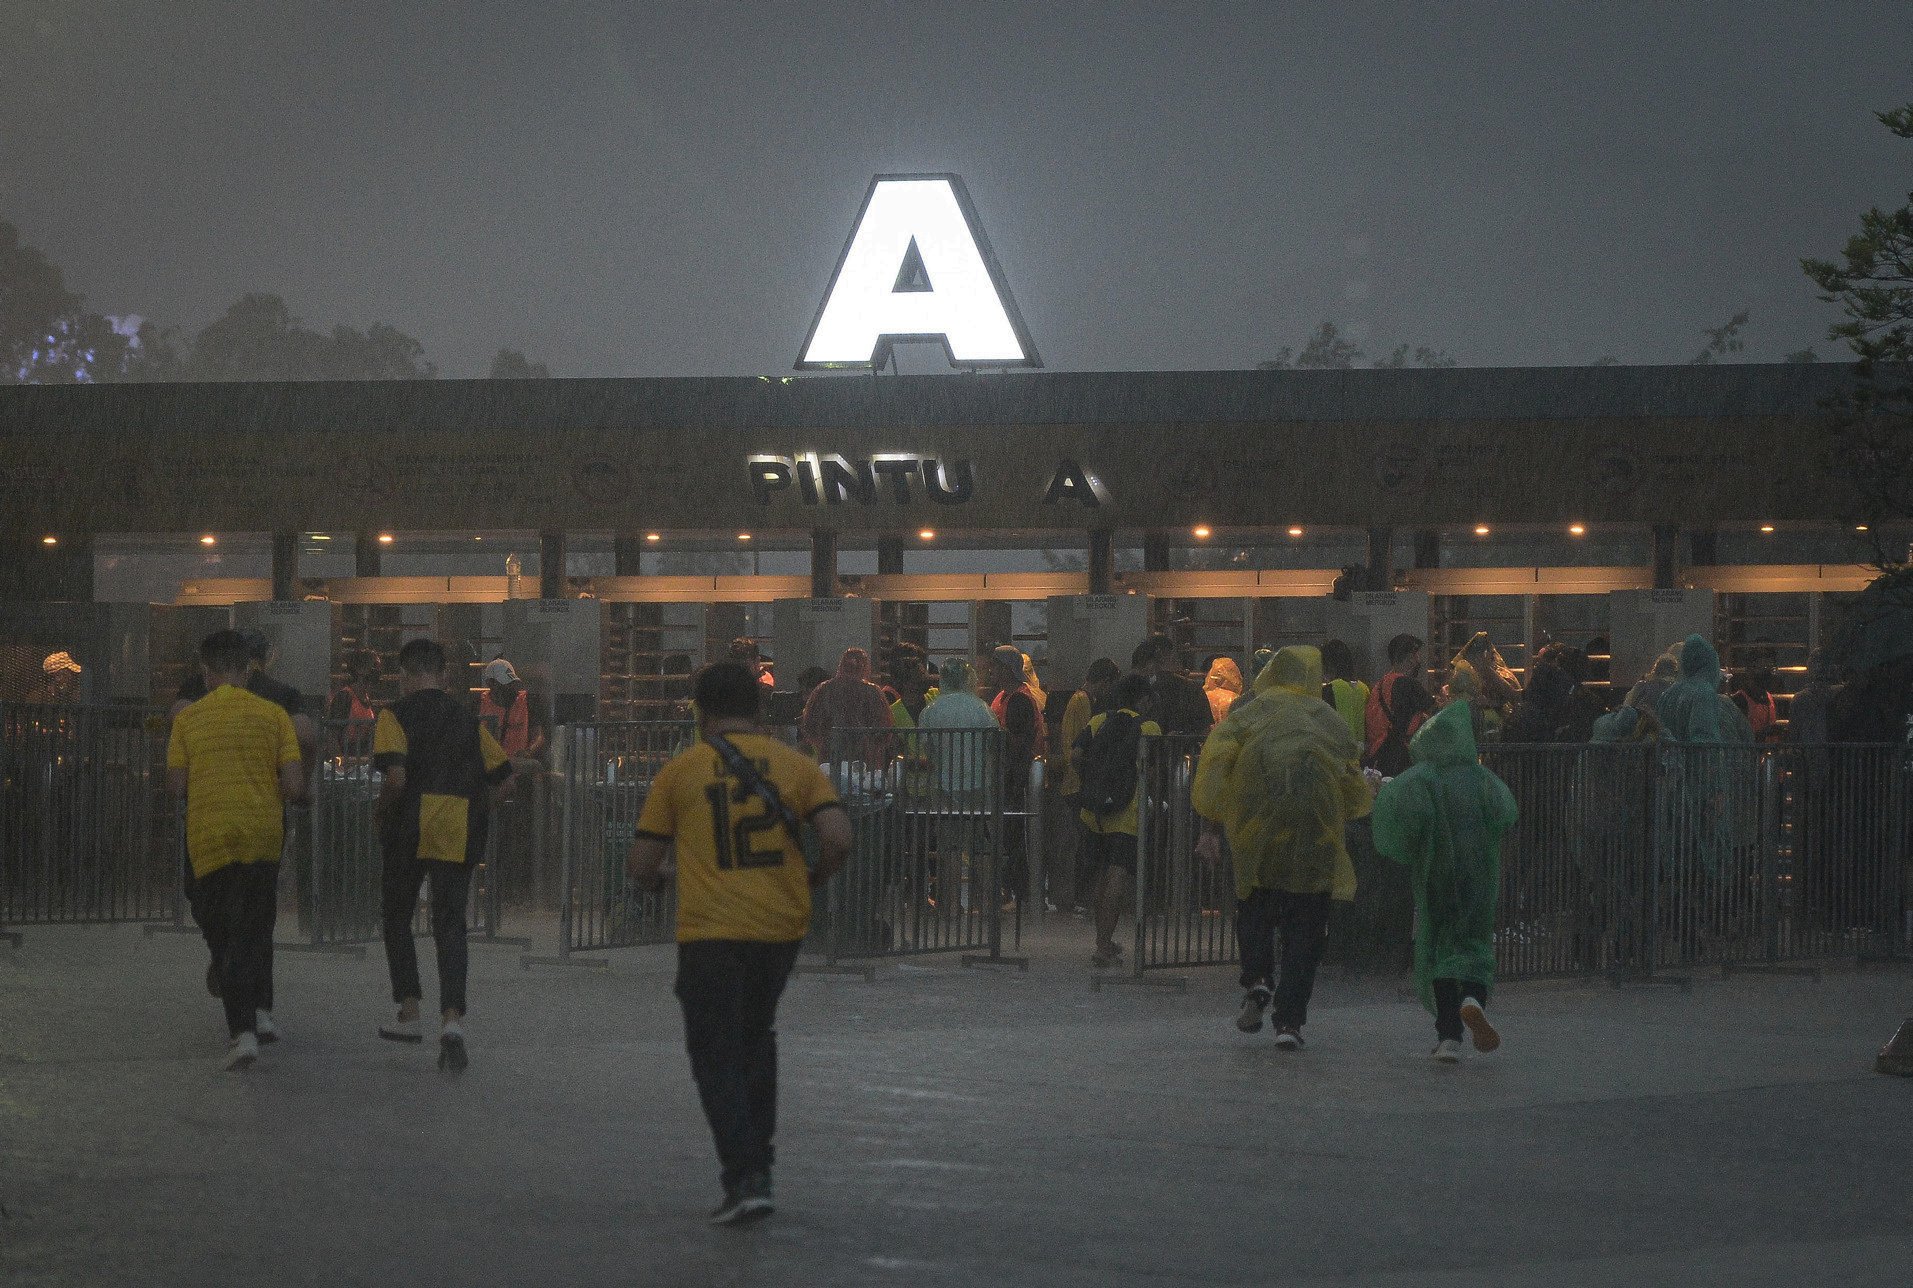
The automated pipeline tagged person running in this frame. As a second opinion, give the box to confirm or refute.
[1071,673,1160,967]
[165,629,306,1071]
[628,661,853,1226]
[370,638,513,1071]
[1371,700,1519,1063]
[1193,647,1371,1049]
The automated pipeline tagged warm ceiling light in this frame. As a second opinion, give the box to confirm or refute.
[1473,525,1491,536]
[644,532,661,542]
[918,529,936,541]
[309,533,331,542]
[1568,524,1586,537]
[1287,526,1304,538]
[1759,525,1775,534]
[1856,524,1870,533]
[199,534,217,546]
[377,533,395,545]
[1192,525,1212,540]
[472,535,484,542]
[41,534,58,546]
[737,533,752,542]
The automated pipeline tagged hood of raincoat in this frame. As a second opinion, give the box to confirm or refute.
[1254,645,1322,696]
[1204,657,1244,696]
[939,657,976,695]
[1408,698,1478,768]
[837,648,873,681]
[1447,659,1483,702]
[1678,634,1721,689]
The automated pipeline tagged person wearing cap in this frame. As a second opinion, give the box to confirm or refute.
[478,658,543,760]
[26,651,84,704]
[167,629,308,1070]
[169,627,316,1016]
[728,636,776,689]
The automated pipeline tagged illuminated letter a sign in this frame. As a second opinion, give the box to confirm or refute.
[798,174,1039,370]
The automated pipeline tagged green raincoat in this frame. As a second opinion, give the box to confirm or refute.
[1372,700,1518,1013]
[1192,646,1371,902]
[1653,634,1757,875]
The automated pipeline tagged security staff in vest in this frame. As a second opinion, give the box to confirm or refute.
[478,657,546,761]
[372,638,513,1071]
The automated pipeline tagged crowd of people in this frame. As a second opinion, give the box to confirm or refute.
[154,618,1913,1227]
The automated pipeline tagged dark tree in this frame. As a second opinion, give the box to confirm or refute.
[1259,321,1453,370]
[489,348,552,379]
[182,293,435,381]
[1800,103,1913,565]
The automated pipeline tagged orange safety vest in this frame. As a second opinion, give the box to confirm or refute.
[478,687,531,757]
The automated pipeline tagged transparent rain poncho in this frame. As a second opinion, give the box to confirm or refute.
[1372,700,1519,1012]
[1192,646,1370,902]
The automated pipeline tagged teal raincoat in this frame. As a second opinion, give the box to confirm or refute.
[1652,634,1756,876]
[1372,700,1518,1014]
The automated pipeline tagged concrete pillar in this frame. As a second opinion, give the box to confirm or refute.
[810,528,839,599]
[1413,528,1441,570]
[1,533,93,601]
[1142,532,1171,572]
[1087,528,1115,595]
[1651,524,1679,590]
[354,532,383,578]
[613,533,648,576]
[271,532,299,601]
[1365,526,1397,592]
[539,531,566,600]
[876,534,904,576]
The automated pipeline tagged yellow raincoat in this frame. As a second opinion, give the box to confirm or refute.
[1192,646,1372,902]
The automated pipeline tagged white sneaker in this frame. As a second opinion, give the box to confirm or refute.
[1459,998,1500,1053]
[255,1011,279,1045]
[438,1019,468,1072]
[1431,1039,1462,1064]
[224,1031,259,1071]
[379,1012,423,1044]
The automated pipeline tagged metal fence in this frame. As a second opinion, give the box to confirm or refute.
[0,703,175,929]
[818,725,1013,966]
[530,720,694,966]
[1131,734,1237,975]
[1127,737,1911,983]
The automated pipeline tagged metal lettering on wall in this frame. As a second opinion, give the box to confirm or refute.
[748,455,1105,508]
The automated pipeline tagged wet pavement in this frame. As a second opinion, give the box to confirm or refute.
[2,916,1909,1287]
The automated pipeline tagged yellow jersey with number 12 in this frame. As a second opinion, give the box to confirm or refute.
[635,733,843,943]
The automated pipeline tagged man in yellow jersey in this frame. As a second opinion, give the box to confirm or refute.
[166,630,306,1071]
[628,661,852,1226]
[371,638,513,1071]
[1070,673,1160,968]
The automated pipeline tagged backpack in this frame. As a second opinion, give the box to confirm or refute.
[1079,710,1144,819]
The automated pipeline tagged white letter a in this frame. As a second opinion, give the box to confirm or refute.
[799,175,1038,369]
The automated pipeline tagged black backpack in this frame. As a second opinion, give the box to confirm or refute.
[1078,711,1143,819]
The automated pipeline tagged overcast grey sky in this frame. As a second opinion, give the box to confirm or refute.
[3,2,1908,377]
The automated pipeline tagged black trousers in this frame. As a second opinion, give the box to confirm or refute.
[382,854,472,1017]
[1236,889,1332,1029]
[675,938,802,1190]
[1432,978,1490,1043]
[196,861,280,1038]
[184,849,275,1011]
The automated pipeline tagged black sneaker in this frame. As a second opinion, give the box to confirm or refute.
[1272,1026,1305,1051]
[438,1021,468,1073]
[708,1175,773,1226]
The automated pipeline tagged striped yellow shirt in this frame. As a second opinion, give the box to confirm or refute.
[167,684,301,878]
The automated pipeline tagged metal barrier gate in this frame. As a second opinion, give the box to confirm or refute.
[527,720,693,967]
[1128,737,1911,983]
[819,725,1015,967]
[0,703,174,934]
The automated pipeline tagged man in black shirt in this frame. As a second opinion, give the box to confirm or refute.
[1132,635,1213,739]
[169,627,316,1021]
